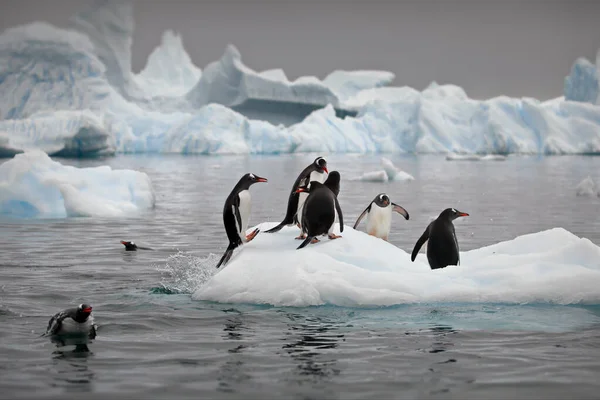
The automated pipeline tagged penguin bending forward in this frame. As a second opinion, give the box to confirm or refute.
[265,156,328,235]
[45,303,97,338]
[353,193,409,241]
[295,172,344,250]
[411,208,469,270]
[216,173,268,268]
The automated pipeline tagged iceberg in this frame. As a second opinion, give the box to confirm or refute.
[564,50,600,105]
[575,176,598,197]
[192,224,600,307]
[0,150,155,218]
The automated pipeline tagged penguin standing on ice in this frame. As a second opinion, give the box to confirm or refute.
[45,304,97,338]
[353,193,409,241]
[295,173,344,250]
[411,208,469,270]
[265,156,328,236]
[216,173,268,268]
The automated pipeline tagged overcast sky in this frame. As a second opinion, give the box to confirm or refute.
[1,0,599,100]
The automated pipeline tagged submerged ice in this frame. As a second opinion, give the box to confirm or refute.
[192,223,600,307]
[1,0,600,156]
[0,150,155,218]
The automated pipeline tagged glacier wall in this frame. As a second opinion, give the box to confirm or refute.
[0,0,599,157]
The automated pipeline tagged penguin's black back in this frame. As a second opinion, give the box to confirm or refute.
[427,219,460,269]
[301,182,336,237]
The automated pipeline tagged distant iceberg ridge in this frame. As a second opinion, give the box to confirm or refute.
[1,0,600,157]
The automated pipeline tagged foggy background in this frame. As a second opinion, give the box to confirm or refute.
[1,0,599,100]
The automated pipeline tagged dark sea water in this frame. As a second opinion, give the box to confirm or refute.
[1,153,600,399]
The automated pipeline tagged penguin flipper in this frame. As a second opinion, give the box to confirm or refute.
[391,203,410,220]
[297,236,314,250]
[353,204,371,229]
[411,226,430,262]
[334,196,344,232]
[45,312,65,336]
[233,195,242,234]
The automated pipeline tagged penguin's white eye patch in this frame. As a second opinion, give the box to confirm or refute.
[78,304,83,309]
[379,194,384,200]
[451,208,456,213]
[249,173,255,179]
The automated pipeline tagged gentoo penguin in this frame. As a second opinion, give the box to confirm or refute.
[120,240,153,251]
[265,156,328,235]
[411,208,469,270]
[45,304,97,338]
[353,193,409,241]
[216,172,268,268]
[295,178,344,250]
[295,170,342,240]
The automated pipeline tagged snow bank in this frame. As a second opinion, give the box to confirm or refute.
[193,223,600,307]
[0,150,155,218]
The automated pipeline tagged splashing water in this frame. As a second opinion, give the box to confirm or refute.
[155,251,220,294]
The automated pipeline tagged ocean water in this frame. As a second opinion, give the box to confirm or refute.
[1,153,600,399]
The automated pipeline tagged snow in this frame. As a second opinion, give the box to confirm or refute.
[0,150,155,218]
[576,176,599,197]
[192,223,600,307]
[1,1,600,156]
[564,50,600,105]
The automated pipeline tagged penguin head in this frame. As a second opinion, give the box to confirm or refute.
[324,171,340,196]
[75,304,92,321]
[441,208,470,221]
[313,157,329,174]
[120,240,137,250]
[374,193,391,207]
[239,173,268,189]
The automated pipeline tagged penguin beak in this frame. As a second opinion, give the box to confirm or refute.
[323,166,329,174]
[458,212,469,217]
[295,188,307,193]
[83,307,92,313]
[120,241,128,245]
[255,177,268,183]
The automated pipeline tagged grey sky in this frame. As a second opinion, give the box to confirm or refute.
[1,0,599,100]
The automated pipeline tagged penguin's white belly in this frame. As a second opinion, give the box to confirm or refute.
[297,170,327,227]
[58,317,94,335]
[366,206,392,239]
[237,190,252,241]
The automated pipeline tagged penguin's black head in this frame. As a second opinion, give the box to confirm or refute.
[441,208,469,221]
[324,171,340,196]
[239,173,268,189]
[374,193,390,207]
[121,240,137,251]
[75,304,92,321]
[313,157,328,174]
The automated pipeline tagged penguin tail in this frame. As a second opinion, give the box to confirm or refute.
[296,236,314,250]
[265,221,287,233]
[216,243,238,268]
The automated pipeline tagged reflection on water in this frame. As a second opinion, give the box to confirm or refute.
[51,342,95,393]
[281,312,343,380]
[217,310,252,393]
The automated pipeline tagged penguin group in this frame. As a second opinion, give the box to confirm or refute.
[44,155,469,345]
[216,155,470,272]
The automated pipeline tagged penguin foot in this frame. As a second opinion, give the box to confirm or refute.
[311,238,320,244]
[295,233,307,240]
[246,228,260,242]
[328,234,342,240]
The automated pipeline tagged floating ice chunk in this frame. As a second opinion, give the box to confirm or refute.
[446,153,507,161]
[380,157,415,181]
[353,170,389,182]
[193,224,600,307]
[575,176,598,197]
[0,150,155,218]
[0,110,116,157]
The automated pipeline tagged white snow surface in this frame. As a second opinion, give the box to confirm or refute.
[0,150,155,218]
[193,223,600,307]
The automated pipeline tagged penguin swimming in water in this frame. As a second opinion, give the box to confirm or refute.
[353,193,409,241]
[265,156,328,235]
[411,208,469,270]
[45,304,97,338]
[120,240,153,251]
[295,172,344,250]
[216,172,268,268]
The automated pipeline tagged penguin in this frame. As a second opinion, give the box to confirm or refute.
[353,193,409,241]
[120,240,153,251]
[411,208,469,270]
[265,156,328,235]
[216,172,268,268]
[295,177,344,250]
[45,304,97,338]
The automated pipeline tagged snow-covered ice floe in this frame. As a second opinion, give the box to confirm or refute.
[192,223,600,307]
[446,153,507,161]
[0,150,155,218]
[353,157,415,182]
